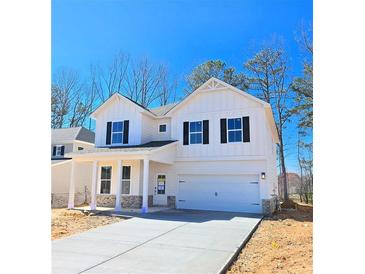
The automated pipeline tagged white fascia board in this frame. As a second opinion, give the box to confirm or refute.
[73,140,95,146]
[51,159,72,167]
[264,106,279,143]
[165,77,270,116]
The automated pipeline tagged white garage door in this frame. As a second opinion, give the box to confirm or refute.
[177,174,261,213]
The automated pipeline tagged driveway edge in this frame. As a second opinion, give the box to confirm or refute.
[218,216,263,274]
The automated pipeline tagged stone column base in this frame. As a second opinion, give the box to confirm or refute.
[262,197,277,215]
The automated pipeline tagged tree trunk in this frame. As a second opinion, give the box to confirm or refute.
[279,133,289,201]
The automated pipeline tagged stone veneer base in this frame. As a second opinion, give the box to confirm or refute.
[51,192,91,208]
[262,197,277,215]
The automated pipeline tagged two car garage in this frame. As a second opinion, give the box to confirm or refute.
[176,174,262,214]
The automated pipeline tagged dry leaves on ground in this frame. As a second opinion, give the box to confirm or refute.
[52,208,123,240]
[227,203,313,274]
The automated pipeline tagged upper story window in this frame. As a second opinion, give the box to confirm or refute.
[189,121,203,144]
[227,118,242,142]
[112,121,123,144]
[54,145,64,157]
[159,124,167,133]
[78,147,84,151]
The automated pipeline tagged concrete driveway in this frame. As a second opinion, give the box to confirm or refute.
[52,209,262,274]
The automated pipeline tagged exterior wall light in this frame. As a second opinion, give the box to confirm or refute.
[261,172,266,180]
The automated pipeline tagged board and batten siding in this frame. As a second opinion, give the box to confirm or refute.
[94,98,143,147]
[170,89,267,159]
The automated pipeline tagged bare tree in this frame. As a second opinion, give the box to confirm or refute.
[52,68,97,128]
[125,57,166,107]
[94,52,130,102]
[159,66,177,106]
[51,69,81,128]
[245,47,293,202]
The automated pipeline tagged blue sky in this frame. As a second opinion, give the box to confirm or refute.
[52,0,313,172]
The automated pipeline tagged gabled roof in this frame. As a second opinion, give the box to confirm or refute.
[165,77,270,115]
[165,77,279,143]
[90,93,156,119]
[51,127,95,144]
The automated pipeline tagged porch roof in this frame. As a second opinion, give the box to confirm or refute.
[66,140,178,163]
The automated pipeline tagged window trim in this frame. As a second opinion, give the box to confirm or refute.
[54,145,63,157]
[227,117,243,143]
[111,121,124,145]
[99,166,112,195]
[156,173,167,195]
[121,165,132,195]
[189,121,203,145]
[158,123,167,133]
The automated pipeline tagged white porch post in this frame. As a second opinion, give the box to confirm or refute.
[115,159,123,212]
[141,158,149,213]
[67,161,76,209]
[90,160,98,210]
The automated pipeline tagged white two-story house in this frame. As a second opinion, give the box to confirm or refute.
[66,78,279,214]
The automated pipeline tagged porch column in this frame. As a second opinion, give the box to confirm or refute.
[115,159,123,212]
[67,161,76,209]
[90,160,98,210]
[141,158,149,213]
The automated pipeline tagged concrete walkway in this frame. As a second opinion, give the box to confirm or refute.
[52,210,262,274]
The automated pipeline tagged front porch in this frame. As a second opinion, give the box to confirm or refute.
[66,141,177,213]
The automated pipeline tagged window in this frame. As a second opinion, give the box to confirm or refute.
[78,147,84,151]
[55,145,63,156]
[112,121,123,144]
[100,166,112,194]
[227,118,242,142]
[159,124,167,133]
[189,121,202,144]
[121,166,131,195]
[157,174,166,194]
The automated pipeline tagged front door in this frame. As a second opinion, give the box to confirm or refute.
[153,174,167,206]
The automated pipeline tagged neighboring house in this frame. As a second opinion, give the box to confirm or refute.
[278,172,301,197]
[66,78,279,214]
[51,127,95,207]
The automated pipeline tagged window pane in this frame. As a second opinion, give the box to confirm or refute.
[100,180,111,194]
[190,133,202,144]
[228,118,242,130]
[234,118,242,129]
[190,121,202,133]
[189,122,196,132]
[122,180,130,194]
[228,119,235,130]
[112,121,123,132]
[122,166,131,179]
[101,166,112,179]
[228,130,242,142]
[159,124,166,132]
[112,133,123,143]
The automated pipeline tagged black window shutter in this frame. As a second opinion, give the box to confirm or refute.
[52,146,56,156]
[106,122,112,145]
[220,118,227,143]
[183,121,189,145]
[61,146,65,155]
[123,120,129,144]
[203,120,209,144]
[243,116,250,142]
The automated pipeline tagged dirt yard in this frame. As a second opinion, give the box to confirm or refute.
[227,203,313,274]
[52,208,123,240]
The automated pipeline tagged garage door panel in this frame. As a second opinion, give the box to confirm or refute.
[177,175,261,213]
